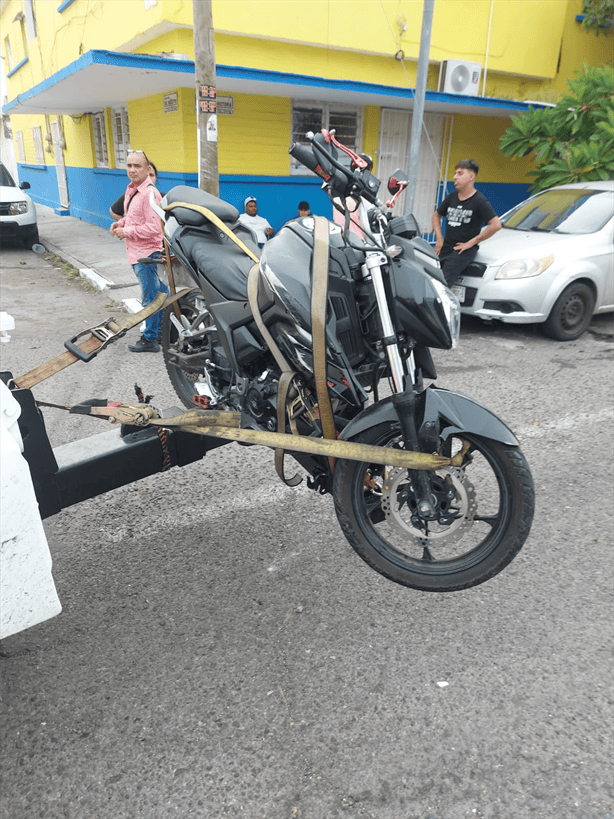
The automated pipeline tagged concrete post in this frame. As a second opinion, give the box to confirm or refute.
[405,0,435,216]
[194,0,219,196]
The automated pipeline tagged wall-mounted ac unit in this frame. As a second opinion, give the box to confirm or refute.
[438,60,482,97]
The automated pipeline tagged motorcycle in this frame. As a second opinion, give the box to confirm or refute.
[150,129,534,592]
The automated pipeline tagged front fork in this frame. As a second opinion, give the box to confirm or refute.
[364,251,437,519]
[364,252,410,392]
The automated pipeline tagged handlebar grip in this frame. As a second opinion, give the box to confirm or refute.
[289,142,331,181]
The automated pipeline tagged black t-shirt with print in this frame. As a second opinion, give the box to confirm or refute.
[437,189,496,248]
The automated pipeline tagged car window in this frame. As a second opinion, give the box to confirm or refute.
[502,189,614,234]
[0,165,17,187]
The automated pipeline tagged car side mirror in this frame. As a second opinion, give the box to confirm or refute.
[20,181,31,190]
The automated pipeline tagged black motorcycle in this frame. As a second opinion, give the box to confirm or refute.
[150,129,534,592]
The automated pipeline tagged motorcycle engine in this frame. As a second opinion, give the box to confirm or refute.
[245,370,278,430]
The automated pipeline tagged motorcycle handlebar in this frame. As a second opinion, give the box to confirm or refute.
[288,142,331,182]
[290,132,381,206]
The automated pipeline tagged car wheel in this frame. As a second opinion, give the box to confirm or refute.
[22,227,39,248]
[543,282,596,341]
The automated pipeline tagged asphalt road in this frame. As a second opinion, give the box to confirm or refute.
[1,245,613,819]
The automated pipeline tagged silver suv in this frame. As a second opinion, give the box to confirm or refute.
[0,162,39,247]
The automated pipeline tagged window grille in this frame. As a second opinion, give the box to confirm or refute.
[32,126,44,164]
[92,113,109,168]
[290,102,362,175]
[112,107,130,168]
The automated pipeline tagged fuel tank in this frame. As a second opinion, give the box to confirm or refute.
[260,217,363,334]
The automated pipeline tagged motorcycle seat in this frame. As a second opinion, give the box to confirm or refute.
[177,226,260,302]
[163,186,240,227]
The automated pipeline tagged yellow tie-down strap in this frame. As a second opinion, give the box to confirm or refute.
[13,290,190,391]
[74,403,460,471]
[162,201,260,263]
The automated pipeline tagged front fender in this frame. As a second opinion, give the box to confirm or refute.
[340,386,518,447]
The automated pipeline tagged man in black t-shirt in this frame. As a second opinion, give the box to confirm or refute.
[431,159,502,287]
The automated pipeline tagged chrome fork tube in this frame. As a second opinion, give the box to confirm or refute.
[364,251,406,393]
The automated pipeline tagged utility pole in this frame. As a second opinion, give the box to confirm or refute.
[405,0,435,216]
[193,0,219,196]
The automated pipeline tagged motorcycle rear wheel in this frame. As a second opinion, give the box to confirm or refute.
[161,288,215,409]
[333,423,534,592]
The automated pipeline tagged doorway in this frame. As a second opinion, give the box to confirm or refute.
[51,120,69,209]
[377,110,452,239]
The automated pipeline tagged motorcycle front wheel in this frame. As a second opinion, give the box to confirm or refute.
[333,423,534,592]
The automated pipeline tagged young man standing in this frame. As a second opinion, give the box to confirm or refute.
[110,151,169,353]
[431,159,502,287]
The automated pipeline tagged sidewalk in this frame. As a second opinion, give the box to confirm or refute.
[35,204,144,312]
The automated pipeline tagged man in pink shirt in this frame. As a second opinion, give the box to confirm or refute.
[110,150,169,353]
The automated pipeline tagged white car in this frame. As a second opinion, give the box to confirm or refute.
[0,162,39,248]
[452,181,614,340]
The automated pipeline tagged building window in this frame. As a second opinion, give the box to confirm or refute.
[32,126,45,164]
[24,0,37,40]
[4,36,13,71]
[112,106,130,168]
[18,14,27,58]
[290,102,362,175]
[92,113,109,168]
[16,131,25,162]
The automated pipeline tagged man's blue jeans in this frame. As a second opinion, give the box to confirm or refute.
[132,252,170,341]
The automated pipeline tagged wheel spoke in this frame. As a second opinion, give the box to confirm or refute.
[364,494,385,525]
[421,543,435,562]
[474,514,499,530]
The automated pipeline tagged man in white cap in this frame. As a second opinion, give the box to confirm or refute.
[238,196,274,247]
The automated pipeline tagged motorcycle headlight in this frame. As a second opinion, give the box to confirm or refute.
[495,255,554,280]
[432,279,461,349]
[9,202,28,215]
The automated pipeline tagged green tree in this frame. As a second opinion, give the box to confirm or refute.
[499,64,614,192]
[581,0,614,36]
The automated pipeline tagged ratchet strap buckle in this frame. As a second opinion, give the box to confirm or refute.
[64,319,122,363]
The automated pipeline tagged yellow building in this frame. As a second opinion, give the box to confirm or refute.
[2,0,610,232]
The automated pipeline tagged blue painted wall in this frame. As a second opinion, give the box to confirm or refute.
[443,181,532,218]
[220,176,334,229]
[20,163,531,232]
[18,164,58,209]
[19,164,336,230]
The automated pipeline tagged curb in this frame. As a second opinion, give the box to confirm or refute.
[79,268,112,291]
[39,237,116,292]
[122,298,144,315]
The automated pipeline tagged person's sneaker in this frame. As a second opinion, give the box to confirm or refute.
[128,335,160,353]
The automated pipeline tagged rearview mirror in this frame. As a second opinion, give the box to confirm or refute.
[387,168,407,195]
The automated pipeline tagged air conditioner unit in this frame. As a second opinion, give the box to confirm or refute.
[438,60,482,97]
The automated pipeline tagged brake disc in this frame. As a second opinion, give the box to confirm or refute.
[380,466,477,545]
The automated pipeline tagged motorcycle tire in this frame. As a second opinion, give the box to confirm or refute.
[161,288,215,409]
[333,423,534,592]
